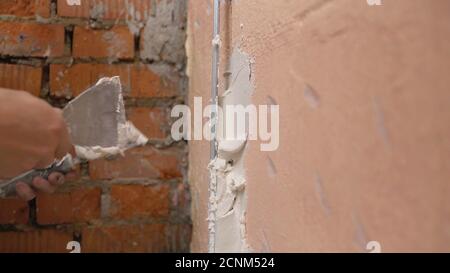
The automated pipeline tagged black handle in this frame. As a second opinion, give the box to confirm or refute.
[0,154,75,198]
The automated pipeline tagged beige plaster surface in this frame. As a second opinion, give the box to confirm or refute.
[187,0,450,252]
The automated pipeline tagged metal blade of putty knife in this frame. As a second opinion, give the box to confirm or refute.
[0,76,148,197]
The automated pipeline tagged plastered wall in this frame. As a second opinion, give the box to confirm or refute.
[188,0,450,252]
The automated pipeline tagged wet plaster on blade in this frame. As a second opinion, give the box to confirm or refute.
[209,48,253,252]
[74,121,147,161]
[67,77,148,161]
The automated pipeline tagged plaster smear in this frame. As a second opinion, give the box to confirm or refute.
[209,48,253,252]
[75,121,148,161]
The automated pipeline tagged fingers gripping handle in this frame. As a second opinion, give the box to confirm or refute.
[0,154,75,198]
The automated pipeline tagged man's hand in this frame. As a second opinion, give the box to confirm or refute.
[15,173,72,201]
[0,88,74,200]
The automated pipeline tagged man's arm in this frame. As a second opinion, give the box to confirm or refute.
[0,88,74,200]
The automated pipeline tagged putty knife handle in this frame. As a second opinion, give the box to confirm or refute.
[0,154,75,198]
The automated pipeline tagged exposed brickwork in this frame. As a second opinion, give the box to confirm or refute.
[0,197,29,225]
[0,0,50,18]
[110,184,170,220]
[81,223,191,253]
[0,63,42,96]
[57,0,151,21]
[0,0,189,253]
[0,21,65,57]
[36,187,102,225]
[49,63,179,98]
[128,107,169,140]
[81,224,168,253]
[73,26,134,59]
[140,0,186,64]
[0,229,73,253]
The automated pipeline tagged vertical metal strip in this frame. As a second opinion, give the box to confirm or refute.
[208,0,220,253]
[211,0,220,159]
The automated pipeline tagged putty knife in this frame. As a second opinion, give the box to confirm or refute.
[0,76,148,198]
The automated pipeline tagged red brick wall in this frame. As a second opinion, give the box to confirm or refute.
[0,0,190,253]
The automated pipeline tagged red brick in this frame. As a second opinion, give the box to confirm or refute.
[89,146,182,180]
[36,187,101,224]
[73,26,134,59]
[65,163,82,182]
[81,224,169,253]
[128,107,168,140]
[50,63,178,98]
[57,0,151,21]
[0,22,64,57]
[0,63,42,96]
[0,229,73,253]
[168,224,192,252]
[110,184,170,220]
[0,197,29,225]
[0,0,50,18]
